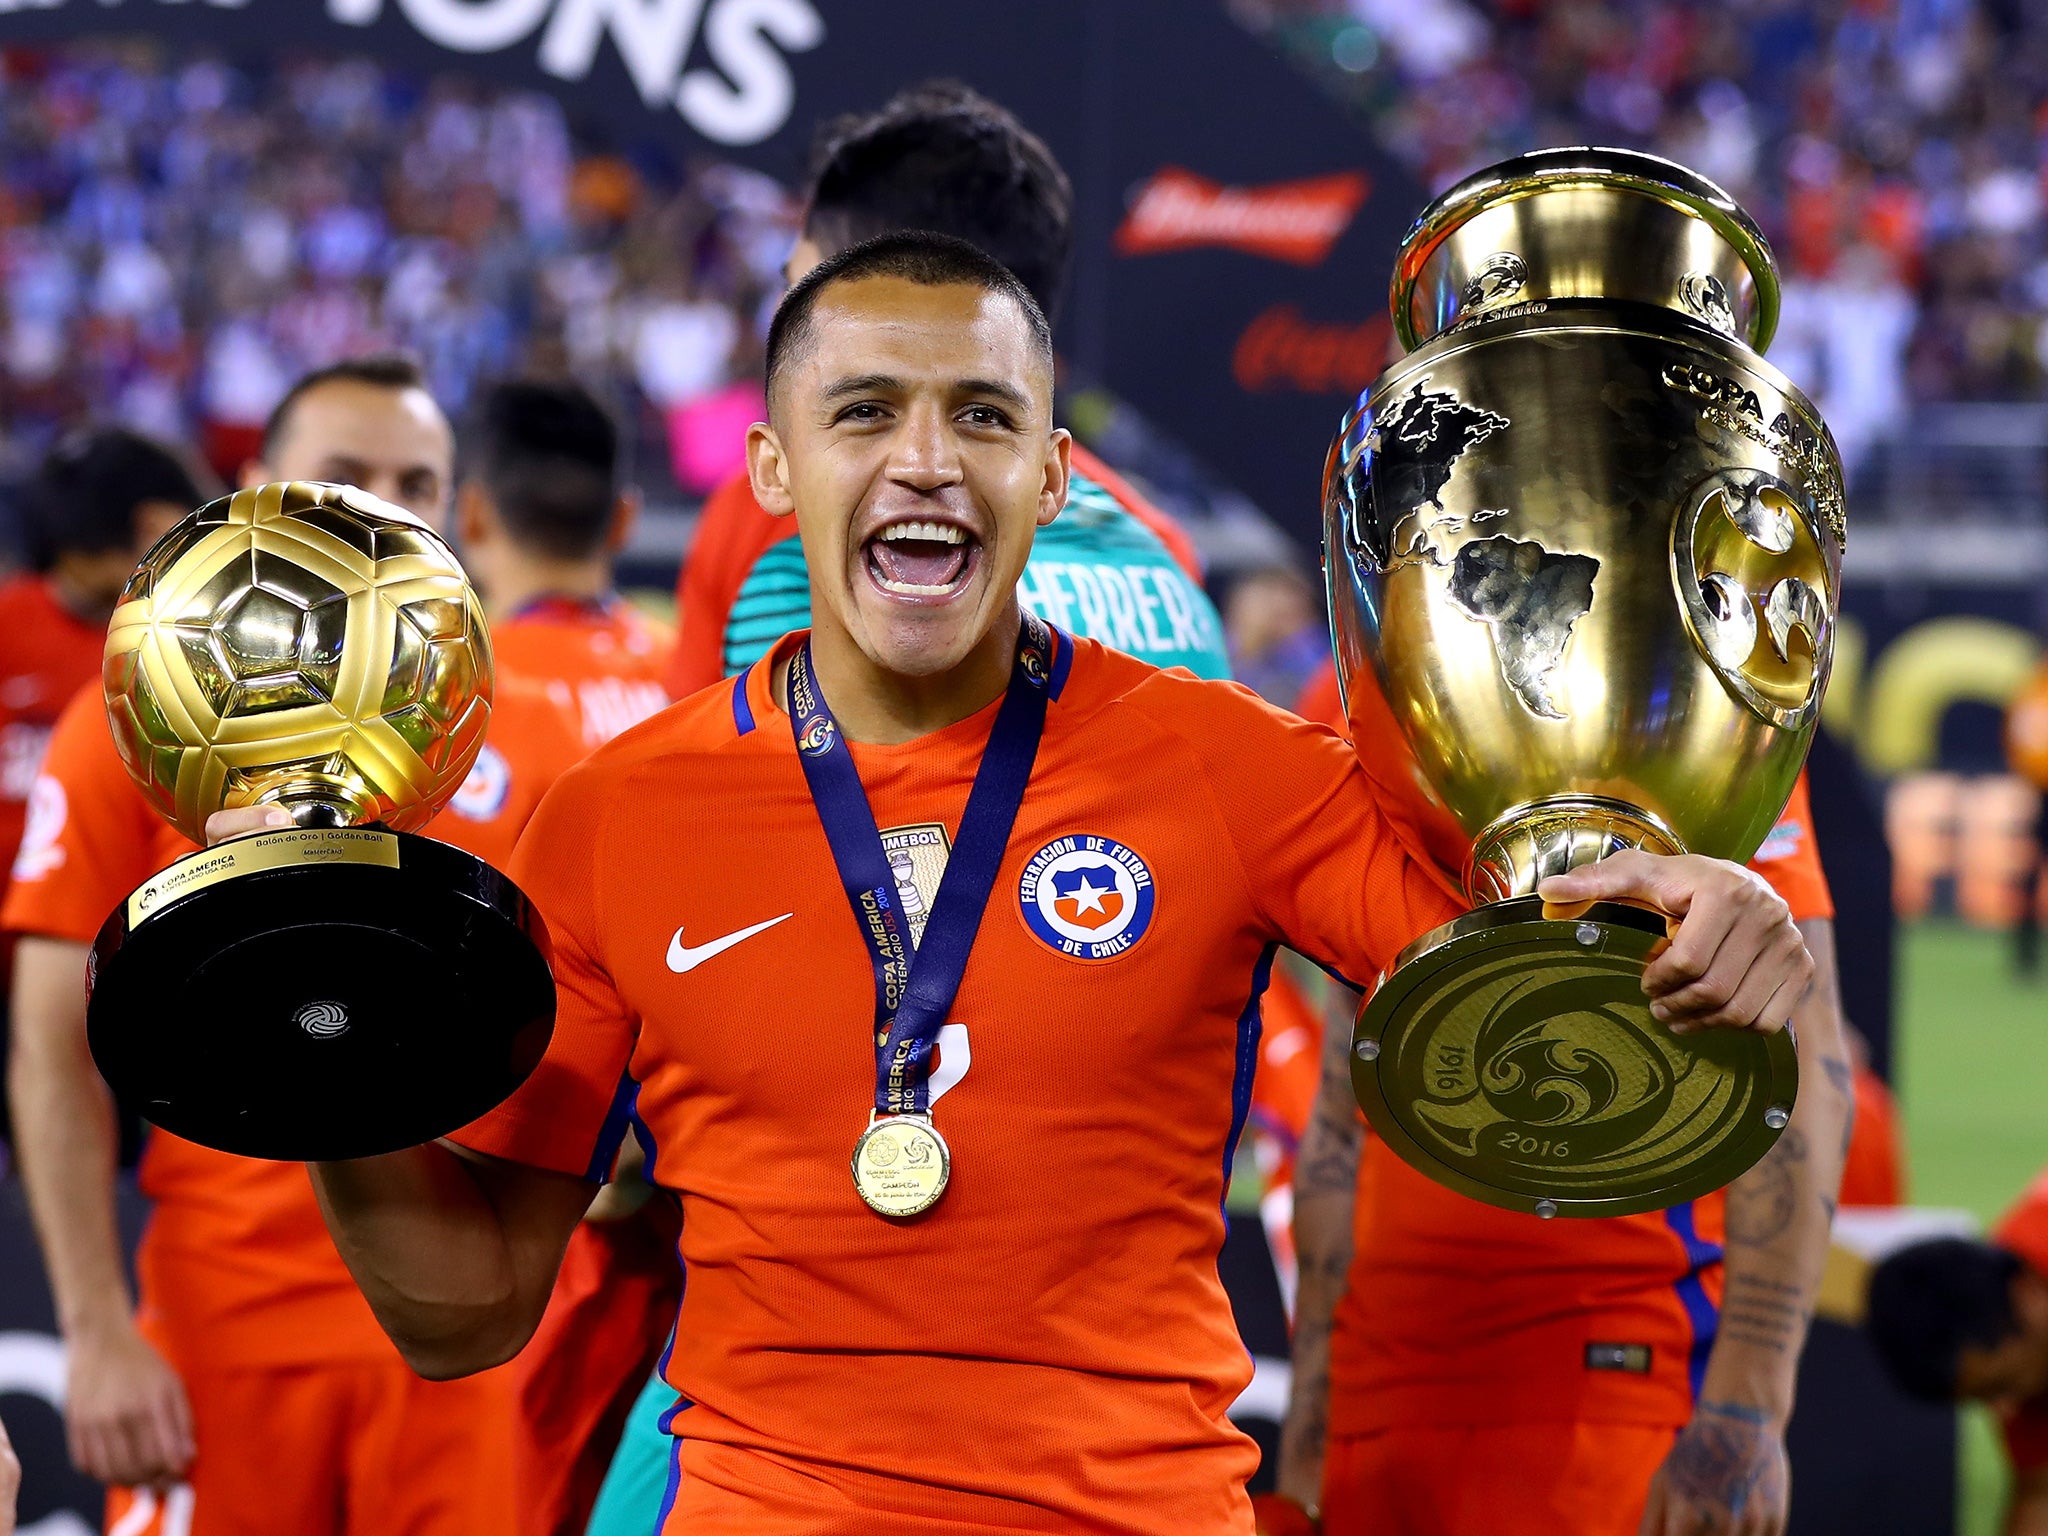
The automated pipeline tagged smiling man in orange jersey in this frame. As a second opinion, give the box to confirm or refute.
[458,379,672,748]
[3,354,580,1536]
[200,235,1817,1536]
[1270,662,1852,1536]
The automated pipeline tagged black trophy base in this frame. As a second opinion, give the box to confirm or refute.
[86,827,554,1161]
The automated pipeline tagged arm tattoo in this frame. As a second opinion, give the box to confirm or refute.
[1725,1128,1806,1246]
[1718,1273,1806,1354]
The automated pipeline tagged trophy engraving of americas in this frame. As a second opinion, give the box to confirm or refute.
[85,481,555,1161]
[1323,148,1844,1217]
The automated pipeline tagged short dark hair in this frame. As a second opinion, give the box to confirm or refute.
[263,353,429,459]
[27,426,212,568]
[804,81,1074,322]
[1866,1238,2026,1402]
[766,231,1054,409]
[467,379,620,561]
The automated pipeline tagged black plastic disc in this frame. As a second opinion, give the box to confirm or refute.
[86,827,554,1160]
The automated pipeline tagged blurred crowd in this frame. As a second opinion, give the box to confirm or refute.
[0,43,796,501]
[1234,0,2048,476]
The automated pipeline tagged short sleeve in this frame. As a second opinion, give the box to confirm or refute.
[447,760,638,1179]
[1747,771,1834,923]
[1129,672,1464,988]
[1,684,183,943]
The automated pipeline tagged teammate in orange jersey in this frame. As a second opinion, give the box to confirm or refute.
[457,379,672,747]
[1868,1168,2048,1534]
[0,429,211,1152]
[3,354,579,1536]
[1272,660,1852,1536]
[206,236,1814,1536]
[0,430,212,888]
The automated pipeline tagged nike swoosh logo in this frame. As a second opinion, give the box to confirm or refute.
[666,913,793,974]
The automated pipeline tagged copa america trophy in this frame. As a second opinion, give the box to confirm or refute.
[86,482,554,1161]
[1324,148,1844,1218]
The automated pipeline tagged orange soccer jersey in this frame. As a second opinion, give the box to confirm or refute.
[455,631,1463,1535]
[0,576,109,893]
[1293,658,1834,1447]
[493,594,672,748]
[3,677,579,1536]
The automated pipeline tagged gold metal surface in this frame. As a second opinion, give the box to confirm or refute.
[1391,146,1781,352]
[852,1114,951,1218]
[125,829,401,930]
[103,482,493,844]
[1327,148,1841,1209]
[1352,900,1799,1218]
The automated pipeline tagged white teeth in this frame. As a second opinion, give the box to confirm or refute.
[875,574,961,596]
[877,520,968,544]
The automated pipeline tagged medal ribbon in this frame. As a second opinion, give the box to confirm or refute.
[788,616,1054,1119]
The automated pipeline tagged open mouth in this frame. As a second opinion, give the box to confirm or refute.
[864,519,980,600]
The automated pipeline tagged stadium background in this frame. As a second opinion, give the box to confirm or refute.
[0,1,2042,1532]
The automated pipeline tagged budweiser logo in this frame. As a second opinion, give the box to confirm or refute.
[1115,167,1370,266]
[1234,306,1393,395]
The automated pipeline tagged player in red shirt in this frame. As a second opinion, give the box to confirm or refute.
[552,84,1230,1536]
[1868,1170,2048,1535]
[457,379,672,747]
[199,236,1814,1535]
[0,431,212,891]
[1273,659,1852,1536]
[0,430,212,1152]
[3,355,580,1536]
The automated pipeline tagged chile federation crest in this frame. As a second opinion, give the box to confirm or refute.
[1018,835,1156,960]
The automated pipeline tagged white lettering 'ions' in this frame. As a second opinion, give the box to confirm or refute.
[677,0,824,145]
[390,0,557,51]
[540,0,708,109]
[331,0,822,147]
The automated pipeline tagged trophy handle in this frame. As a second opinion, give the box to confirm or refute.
[1465,794,1685,904]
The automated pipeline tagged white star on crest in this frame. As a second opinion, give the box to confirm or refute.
[1063,874,1113,916]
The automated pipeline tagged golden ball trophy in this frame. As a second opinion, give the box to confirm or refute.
[1324,148,1844,1217]
[87,482,554,1160]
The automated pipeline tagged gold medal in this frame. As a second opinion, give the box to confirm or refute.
[851,1113,951,1218]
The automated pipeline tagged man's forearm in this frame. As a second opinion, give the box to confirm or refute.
[309,1143,591,1380]
[1699,920,1851,1422]
[1276,984,1365,1509]
[6,940,132,1338]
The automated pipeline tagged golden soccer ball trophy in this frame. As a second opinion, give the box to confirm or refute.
[1324,149,1843,1217]
[87,482,554,1160]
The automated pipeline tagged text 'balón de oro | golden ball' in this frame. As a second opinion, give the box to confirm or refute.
[103,481,494,845]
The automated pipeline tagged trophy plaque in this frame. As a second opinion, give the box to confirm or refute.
[87,482,555,1161]
[1323,148,1844,1217]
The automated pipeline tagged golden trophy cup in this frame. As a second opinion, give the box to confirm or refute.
[1323,148,1844,1218]
[87,481,554,1160]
